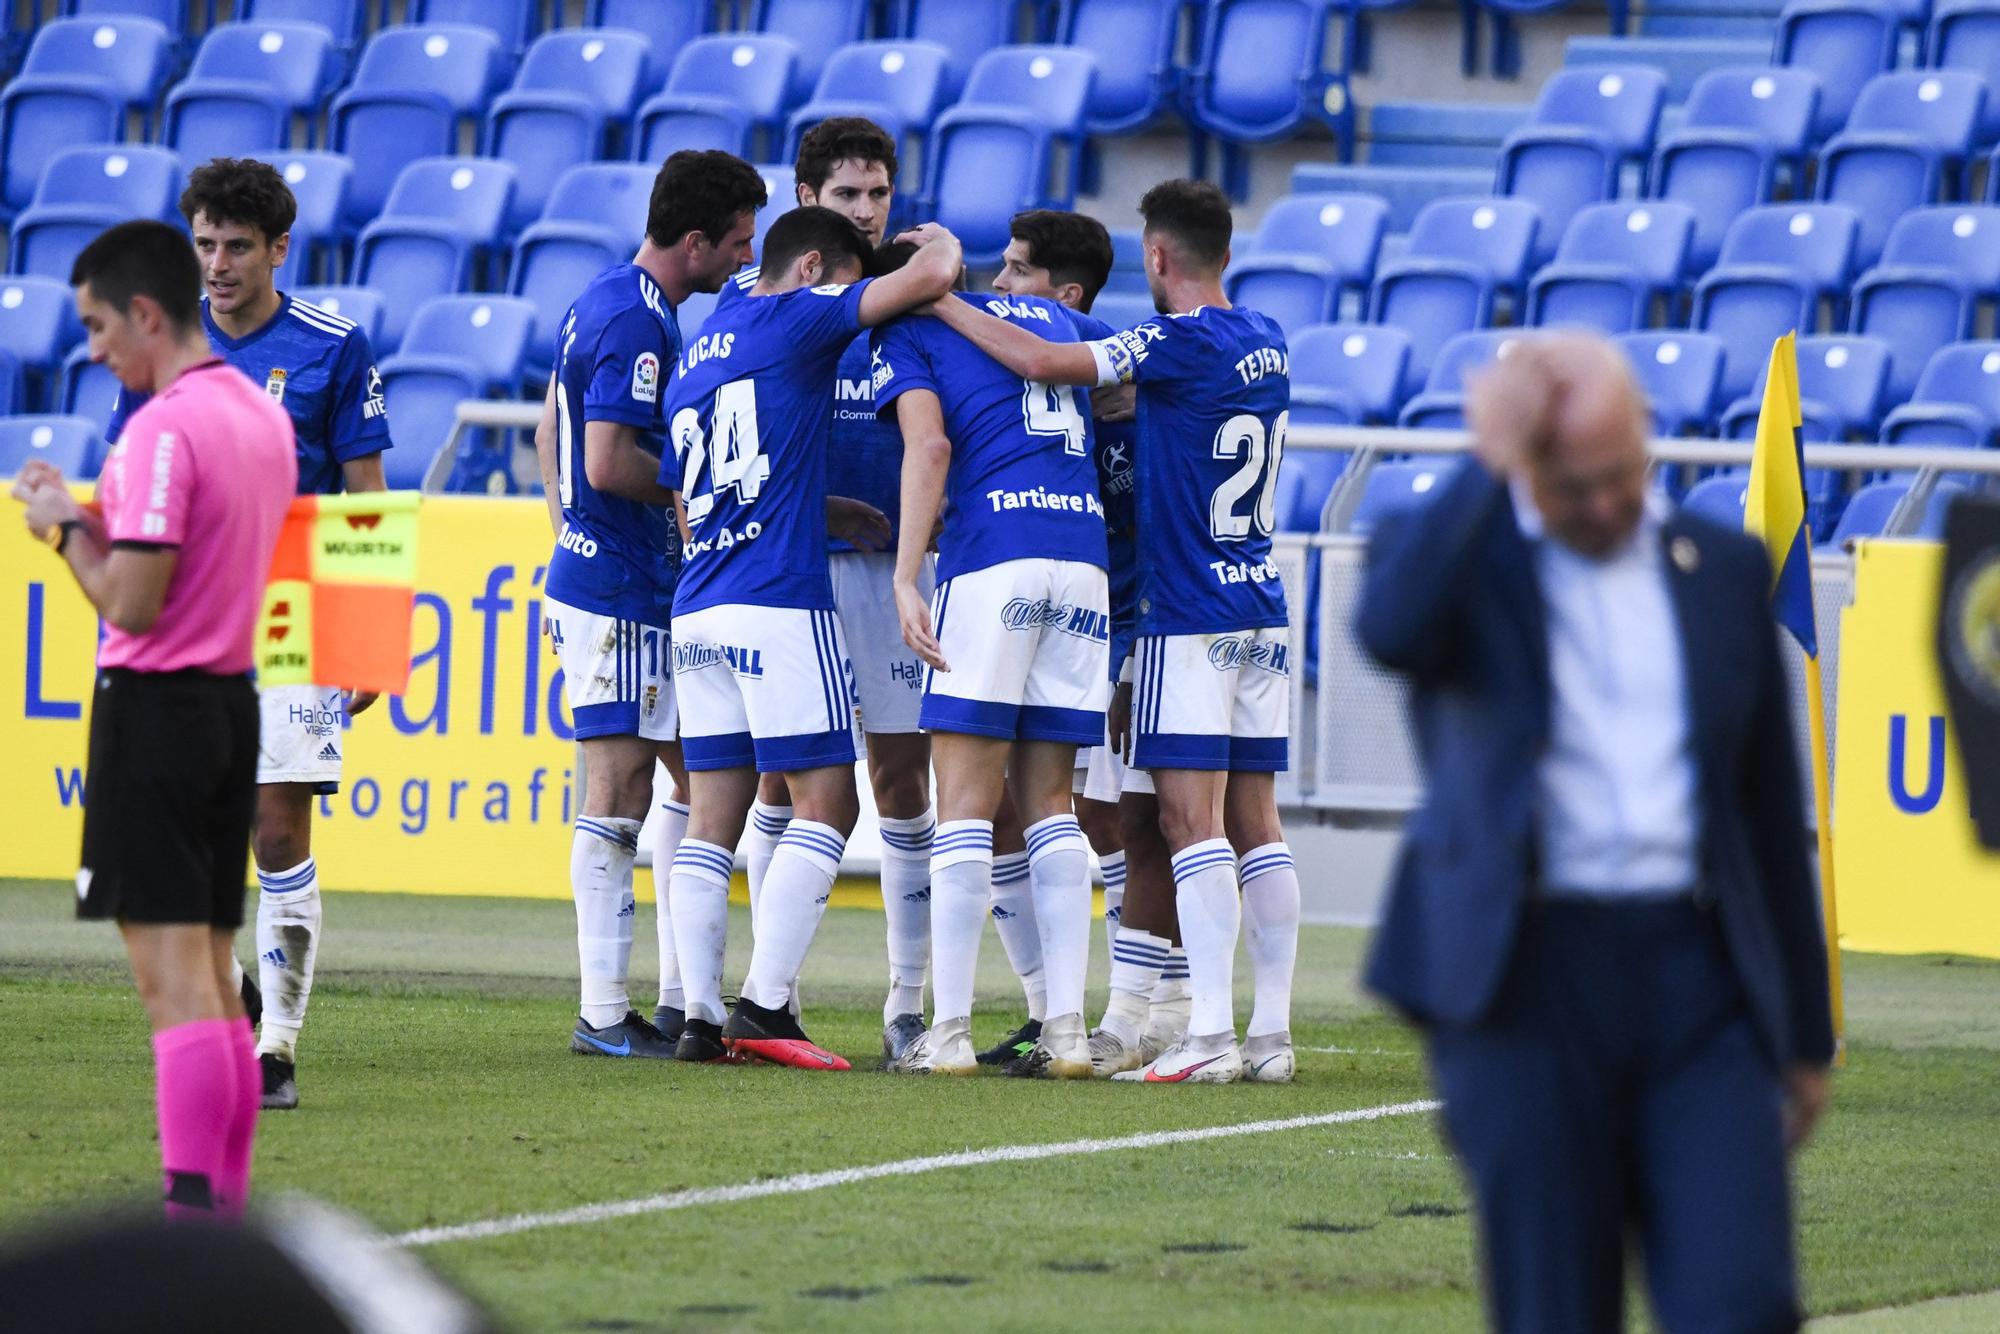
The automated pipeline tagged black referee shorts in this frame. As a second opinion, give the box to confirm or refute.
[78,668,260,929]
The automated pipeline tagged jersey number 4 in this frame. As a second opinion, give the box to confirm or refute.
[1022,380,1087,456]
[1211,410,1289,541]
[672,378,769,524]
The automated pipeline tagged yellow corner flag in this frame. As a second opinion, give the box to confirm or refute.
[1743,331,1844,1059]
[256,491,422,695]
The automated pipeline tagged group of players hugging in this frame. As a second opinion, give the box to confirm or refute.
[221,114,1305,1101]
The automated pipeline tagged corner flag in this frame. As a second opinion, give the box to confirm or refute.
[257,491,421,694]
[1743,332,1817,655]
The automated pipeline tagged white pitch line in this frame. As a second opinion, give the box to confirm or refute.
[394,1098,1441,1250]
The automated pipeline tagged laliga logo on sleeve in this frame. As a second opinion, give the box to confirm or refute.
[633,352,660,404]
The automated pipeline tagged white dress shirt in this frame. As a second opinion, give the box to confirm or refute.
[1515,487,1701,895]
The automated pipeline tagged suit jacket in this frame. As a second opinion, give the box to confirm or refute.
[1355,460,1836,1069]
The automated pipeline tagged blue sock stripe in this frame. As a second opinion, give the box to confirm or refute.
[1114,943,1170,965]
[1171,848,1237,879]
[257,860,317,890]
[879,824,936,850]
[577,819,640,853]
[673,842,735,879]
[1240,851,1296,880]
[992,865,1031,886]
[780,828,847,862]
[661,800,691,816]
[1102,864,1128,888]
[751,807,792,836]
[934,827,993,849]
[1163,960,1191,979]
[1025,819,1083,856]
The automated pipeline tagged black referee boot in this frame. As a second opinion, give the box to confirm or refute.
[260,1053,298,1111]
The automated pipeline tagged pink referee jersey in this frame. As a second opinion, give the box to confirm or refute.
[93,359,297,675]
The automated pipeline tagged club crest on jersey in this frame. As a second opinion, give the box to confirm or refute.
[633,352,660,403]
[265,368,288,403]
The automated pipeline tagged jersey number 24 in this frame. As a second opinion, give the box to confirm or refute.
[673,379,769,524]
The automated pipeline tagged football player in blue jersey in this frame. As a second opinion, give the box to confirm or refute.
[988,209,1192,1076]
[717,119,941,1066]
[872,245,1112,1078]
[106,157,394,1111]
[930,180,1303,1084]
[532,150,768,1061]
[662,208,963,1068]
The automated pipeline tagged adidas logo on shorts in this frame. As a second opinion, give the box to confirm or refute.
[316,743,340,762]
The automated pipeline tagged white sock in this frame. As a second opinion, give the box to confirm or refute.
[230,955,245,990]
[572,818,640,1030]
[1026,814,1091,1022]
[741,821,844,1011]
[652,798,690,1012]
[1240,843,1300,1037]
[1101,926,1168,1046]
[930,820,993,1025]
[878,811,934,1023]
[744,800,791,926]
[1171,839,1240,1038]
[669,838,734,1025]
[255,857,322,1060]
[989,850,1045,1021]
[1099,849,1127,978]
[1156,947,1190,999]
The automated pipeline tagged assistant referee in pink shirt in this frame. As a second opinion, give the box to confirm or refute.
[12,221,296,1221]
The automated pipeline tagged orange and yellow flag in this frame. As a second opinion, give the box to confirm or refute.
[257,492,421,694]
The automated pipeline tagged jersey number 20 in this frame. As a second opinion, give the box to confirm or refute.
[673,379,769,524]
[1210,410,1288,540]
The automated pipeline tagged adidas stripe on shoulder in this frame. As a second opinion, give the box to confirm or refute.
[289,298,357,337]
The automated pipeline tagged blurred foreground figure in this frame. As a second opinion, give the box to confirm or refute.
[1356,333,1835,1333]
[0,1198,497,1333]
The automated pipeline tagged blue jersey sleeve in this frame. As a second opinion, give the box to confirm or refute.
[1067,309,1116,342]
[584,305,672,430]
[105,387,144,443]
[868,316,938,414]
[777,280,871,359]
[328,328,392,466]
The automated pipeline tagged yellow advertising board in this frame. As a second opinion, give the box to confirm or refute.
[2,496,587,899]
[1832,540,2000,957]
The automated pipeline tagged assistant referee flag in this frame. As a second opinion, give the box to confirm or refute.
[1744,331,1818,657]
[257,491,421,694]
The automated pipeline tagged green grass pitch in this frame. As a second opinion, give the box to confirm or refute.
[2,880,1997,1332]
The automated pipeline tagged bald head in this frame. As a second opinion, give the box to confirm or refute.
[1467,332,1652,559]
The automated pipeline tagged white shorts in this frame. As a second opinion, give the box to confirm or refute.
[257,684,346,790]
[1073,716,1128,804]
[923,558,1110,744]
[672,602,859,773]
[544,595,677,742]
[1131,627,1290,772]
[832,550,930,735]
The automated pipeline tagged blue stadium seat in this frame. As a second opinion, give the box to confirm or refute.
[508,164,658,380]
[353,157,518,352]
[377,296,537,490]
[1617,330,1727,435]
[0,348,23,418]
[1223,193,1388,335]
[677,287,720,340]
[586,0,713,90]
[163,22,338,163]
[1290,322,1414,425]
[1346,458,1465,535]
[1774,0,1900,143]
[752,162,797,248]
[1362,102,1529,170]
[0,72,125,220]
[1725,333,1892,440]
[903,0,1030,101]
[1929,0,2000,148]
[1827,478,1962,544]
[1527,199,1696,333]
[928,46,1098,264]
[1681,473,1748,526]
[245,150,353,284]
[17,17,175,135]
[1497,67,1666,265]
[1817,71,1987,267]
[1056,0,1182,138]
[0,276,84,411]
[1289,163,1493,235]
[1368,196,1541,397]
[1649,66,1821,268]
[783,40,952,185]
[329,25,509,232]
[1563,35,1771,103]
[8,144,181,281]
[1087,289,1157,330]
[1848,205,2000,400]
[1273,447,1350,531]
[1397,328,1531,429]
[289,285,387,345]
[64,0,189,31]
[1186,0,1349,194]
[0,414,102,479]
[405,0,539,57]
[59,344,120,438]
[752,0,871,106]
[1881,341,2000,446]
[635,34,798,162]
[1529,65,1668,164]
[240,0,369,53]
[1691,203,1860,399]
[486,30,651,231]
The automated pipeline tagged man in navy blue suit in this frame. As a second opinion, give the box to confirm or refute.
[1357,334,1835,1333]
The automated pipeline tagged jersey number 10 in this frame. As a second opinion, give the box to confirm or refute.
[673,378,769,524]
[1211,410,1289,541]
